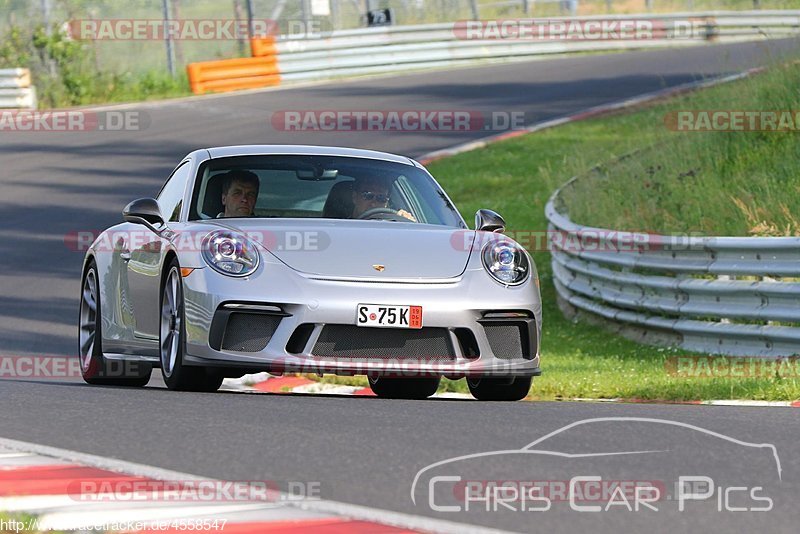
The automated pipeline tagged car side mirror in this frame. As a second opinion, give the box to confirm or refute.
[123,198,165,233]
[475,209,506,233]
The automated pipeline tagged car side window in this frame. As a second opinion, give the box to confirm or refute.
[157,162,190,222]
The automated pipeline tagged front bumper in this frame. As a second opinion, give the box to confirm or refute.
[181,259,542,378]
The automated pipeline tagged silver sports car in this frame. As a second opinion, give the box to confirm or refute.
[79,145,542,400]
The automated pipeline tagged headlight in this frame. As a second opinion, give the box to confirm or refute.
[481,239,529,285]
[202,230,260,277]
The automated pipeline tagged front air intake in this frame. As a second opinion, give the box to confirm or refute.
[312,325,455,361]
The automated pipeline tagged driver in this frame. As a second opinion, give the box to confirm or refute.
[350,176,415,221]
[218,170,260,218]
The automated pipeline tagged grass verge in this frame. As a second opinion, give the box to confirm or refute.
[313,58,800,401]
[561,62,800,236]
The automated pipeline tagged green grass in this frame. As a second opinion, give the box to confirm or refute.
[560,62,800,237]
[312,57,800,402]
[0,23,192,108]
[35,70,191,109]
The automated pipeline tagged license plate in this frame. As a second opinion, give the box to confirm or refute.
[356,304,423,329]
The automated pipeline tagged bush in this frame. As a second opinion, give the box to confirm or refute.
[0,23,188,108]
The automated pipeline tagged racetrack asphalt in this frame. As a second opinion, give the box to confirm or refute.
[1,39,799,532]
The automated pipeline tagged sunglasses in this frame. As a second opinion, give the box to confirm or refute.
[359,191,390,203]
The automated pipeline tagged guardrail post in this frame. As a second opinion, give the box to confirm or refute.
[469,0,480,20]
[704,17,718,41]
[161,0,176,77]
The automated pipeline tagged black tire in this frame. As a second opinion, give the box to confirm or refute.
[79,261,152,387]
[467,376,532,401]
[367,375,441,399]
[159,259,223,392]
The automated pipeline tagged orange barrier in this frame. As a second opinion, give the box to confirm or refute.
[250,36,277,58]
[186,36,281,94]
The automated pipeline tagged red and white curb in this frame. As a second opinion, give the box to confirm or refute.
[222,375,473,400]
[222,375,798,406]
[0,438,503,534]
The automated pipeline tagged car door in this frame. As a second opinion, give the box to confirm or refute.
[127,162,191,340]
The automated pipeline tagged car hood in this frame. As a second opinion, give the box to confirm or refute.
[208,219,475,280]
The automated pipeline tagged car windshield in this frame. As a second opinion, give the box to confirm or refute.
[188,155,465,227]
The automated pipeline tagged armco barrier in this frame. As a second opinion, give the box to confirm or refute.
[186,37,279,94]
[0,68,37,109]
[546,173,800,358]
[190,10,800,94]
[270,10,799,84]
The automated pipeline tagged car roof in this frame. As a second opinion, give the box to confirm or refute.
[205,145,416,166]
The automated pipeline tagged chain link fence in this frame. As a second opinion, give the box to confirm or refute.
[0,0,796,75]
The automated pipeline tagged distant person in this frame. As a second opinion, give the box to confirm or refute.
[218,170,260,218]
[350,176,415,221]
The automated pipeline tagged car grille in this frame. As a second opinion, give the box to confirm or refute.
[483,323,526,360]
[312,325,456,361]
[221,313,282,352]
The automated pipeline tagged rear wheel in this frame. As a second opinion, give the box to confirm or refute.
[79,261,151,387]
[367,375,440,399]
[160,259,223,392]
[467,376,532,401]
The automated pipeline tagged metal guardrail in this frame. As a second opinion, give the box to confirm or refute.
[545,174,800,358]
[275,11,800,83]
[0,68,37,110]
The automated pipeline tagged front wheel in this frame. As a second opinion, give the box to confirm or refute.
[368,375,440,399]
[467,376,532,401]
[160,260,222,392]
[79,261,151,387]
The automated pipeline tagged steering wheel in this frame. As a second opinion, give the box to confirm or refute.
[358,207,411,221]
